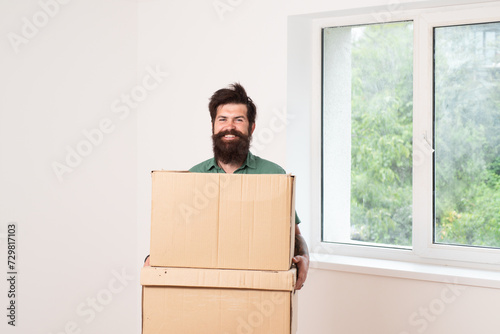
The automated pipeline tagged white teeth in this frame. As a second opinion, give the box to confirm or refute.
[225,135,235,138]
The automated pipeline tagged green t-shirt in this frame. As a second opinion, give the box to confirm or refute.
[189,152,301,224]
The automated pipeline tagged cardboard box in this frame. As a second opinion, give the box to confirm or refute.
[150,172,296,270]
[141,266,297,334]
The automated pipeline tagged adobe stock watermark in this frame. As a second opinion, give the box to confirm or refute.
[414,132,435,168]
[399,279,467,334]
[52,64,169,182]
[7,0,73,54]
[178,175,231,225]
[47,267,134,334]
[222,291,286,334]
[370,0,402,23]
[252,107,295,155]
[213,0,244,21]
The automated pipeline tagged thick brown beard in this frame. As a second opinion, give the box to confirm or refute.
[212,129,251,166]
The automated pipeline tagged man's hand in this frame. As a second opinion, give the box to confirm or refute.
[292,254,309,290]
[143,254,150,267]
[293,225,309,290]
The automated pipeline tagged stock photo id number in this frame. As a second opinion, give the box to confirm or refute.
[6,223,17,326]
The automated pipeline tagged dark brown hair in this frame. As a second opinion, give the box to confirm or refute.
[208,83,256,130]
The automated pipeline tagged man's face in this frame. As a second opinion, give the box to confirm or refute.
[213,103,254,137]
[212,103,255,165]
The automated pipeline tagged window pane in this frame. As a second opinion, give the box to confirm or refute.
[434,22,500,248]
[322,21,413,247]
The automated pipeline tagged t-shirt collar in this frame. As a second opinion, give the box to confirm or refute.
[208,152,256,172]
[207,157,221,171]
[242,151,256,169]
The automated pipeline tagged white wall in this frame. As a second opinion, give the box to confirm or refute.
[2,0,499,333]
[1,1,139,333]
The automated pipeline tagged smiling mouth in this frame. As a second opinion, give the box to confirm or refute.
[224,134,236,139]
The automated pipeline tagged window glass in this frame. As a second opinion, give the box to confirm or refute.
[322,21,413,247]
[434,22,500,248]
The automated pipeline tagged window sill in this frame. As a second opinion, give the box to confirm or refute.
[310,253,500,289]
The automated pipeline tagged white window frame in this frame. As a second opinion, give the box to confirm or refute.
[309,2,500,270]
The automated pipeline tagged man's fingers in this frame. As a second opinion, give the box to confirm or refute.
[292,255,308,290]
[295,273,306,290]
[295,279,305,290]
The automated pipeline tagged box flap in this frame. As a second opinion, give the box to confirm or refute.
[141,267,296,291]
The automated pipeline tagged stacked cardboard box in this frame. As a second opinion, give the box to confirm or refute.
[141,172,297,334]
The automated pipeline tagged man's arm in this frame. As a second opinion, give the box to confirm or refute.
[292,224,309,290]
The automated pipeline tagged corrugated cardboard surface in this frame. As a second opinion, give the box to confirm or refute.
[141,267,297,334]
[141,266,296,291]
[150,172,295,270]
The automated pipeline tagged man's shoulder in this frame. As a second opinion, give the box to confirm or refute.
[250,154,286,174]
[189,157,215,172]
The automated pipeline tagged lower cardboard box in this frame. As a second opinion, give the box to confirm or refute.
[141,266,298,334]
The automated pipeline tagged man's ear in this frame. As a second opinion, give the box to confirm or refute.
[250,123,256,135]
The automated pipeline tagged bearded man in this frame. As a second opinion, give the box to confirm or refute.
[189,83,309,290]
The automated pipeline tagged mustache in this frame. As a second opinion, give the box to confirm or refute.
[213,129,247,140]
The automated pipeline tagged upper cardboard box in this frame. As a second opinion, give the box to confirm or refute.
[149,172,295,270]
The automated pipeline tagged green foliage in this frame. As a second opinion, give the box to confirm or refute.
[349,21,500,248]
[435,174,500,247]
[350,22,413,246]
[434,23,500,247]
